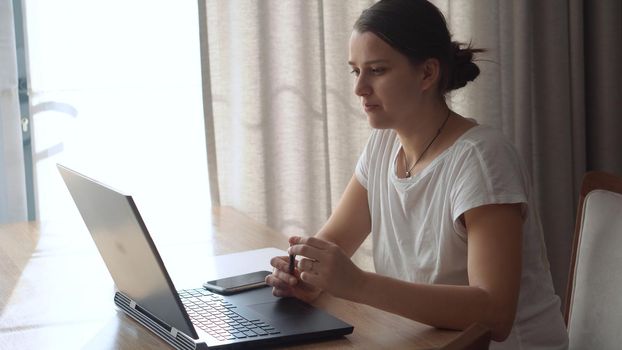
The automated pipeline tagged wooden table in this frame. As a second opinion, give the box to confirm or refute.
[0,206,460,349]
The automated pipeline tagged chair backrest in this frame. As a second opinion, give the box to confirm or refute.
[440,323,491,350]
[565,171,622,349]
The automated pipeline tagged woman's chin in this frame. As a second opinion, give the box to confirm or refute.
[366,114,392,129]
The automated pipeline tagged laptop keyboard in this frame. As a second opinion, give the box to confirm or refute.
[178,288,281,342]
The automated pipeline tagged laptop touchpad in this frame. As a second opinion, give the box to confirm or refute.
[248,298,314,320]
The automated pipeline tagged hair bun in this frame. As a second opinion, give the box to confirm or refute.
[448,41,483,91]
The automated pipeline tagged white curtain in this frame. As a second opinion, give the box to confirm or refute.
[0,0,27,224]
[201,0,374,236]
[201,0,622,299]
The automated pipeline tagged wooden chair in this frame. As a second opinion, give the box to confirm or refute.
[564,171,622,349]
[440,323,491,350]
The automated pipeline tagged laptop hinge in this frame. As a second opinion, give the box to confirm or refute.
[114,292,207,350]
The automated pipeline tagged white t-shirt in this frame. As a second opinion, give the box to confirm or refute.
[355,125,568,349]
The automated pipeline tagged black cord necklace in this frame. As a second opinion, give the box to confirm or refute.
[402,109,451,178]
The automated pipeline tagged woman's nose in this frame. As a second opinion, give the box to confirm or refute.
[354,75,371,97]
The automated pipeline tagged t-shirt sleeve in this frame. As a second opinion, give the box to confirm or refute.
[450,133,529,235]
[355,131,375,190]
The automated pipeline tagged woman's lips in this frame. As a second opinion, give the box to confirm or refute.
[364,103,379,112]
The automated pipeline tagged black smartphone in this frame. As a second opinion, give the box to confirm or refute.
[202,270,271,295]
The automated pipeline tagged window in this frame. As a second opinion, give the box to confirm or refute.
[23,0,210,241]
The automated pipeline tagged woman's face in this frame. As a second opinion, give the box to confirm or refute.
[348,30,428,129]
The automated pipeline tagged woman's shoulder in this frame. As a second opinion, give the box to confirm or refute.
[447,122,527,176]
[455,123,513,148]
[451,123,519,159]
[447,122,531,204]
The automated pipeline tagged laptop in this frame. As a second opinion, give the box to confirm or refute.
[57,164,353,349]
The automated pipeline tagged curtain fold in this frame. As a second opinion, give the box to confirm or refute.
[0,0,27,224]
[585,0,622,173]
[202,0,373,237]
[200,0,622,300]
[529,0,584,302]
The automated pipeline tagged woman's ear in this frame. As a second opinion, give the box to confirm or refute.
[420,58,441,92]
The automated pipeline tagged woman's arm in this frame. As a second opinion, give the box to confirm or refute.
[314,174,372,257]
[265,174,371,301]
[290,203,522,342]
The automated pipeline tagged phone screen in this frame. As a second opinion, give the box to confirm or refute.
[203,271,271,294]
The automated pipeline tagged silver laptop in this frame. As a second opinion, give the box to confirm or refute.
[57,164,353,349]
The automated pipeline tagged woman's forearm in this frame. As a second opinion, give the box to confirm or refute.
[313,175,372,258]
[348,271,512,341]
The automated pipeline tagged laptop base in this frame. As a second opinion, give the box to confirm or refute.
[115,292,208,350]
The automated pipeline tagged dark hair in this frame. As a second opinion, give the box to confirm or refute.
[354,0,484,94]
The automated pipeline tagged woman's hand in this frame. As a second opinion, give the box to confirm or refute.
[265,255,322,303]
[287,236,366,301]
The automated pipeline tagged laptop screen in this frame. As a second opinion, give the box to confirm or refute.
[58,164,197,338]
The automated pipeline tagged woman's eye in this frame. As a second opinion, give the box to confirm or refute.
[371,67,385,75]
[349,67,385,77]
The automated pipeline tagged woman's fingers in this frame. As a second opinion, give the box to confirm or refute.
[297,257,320,275]
[266,249,324,303]
[289,237,333,277]
[288,237,334,262]
[289,235,332,250]
[267,255,297,286]
[300,271,321,285]
[267,258,324,302]
[265,273,293,289]
[270,256,291,271]
[267,249,325,302]
[271,267,297,285]
[270,256,296,277]
[271,287,293,298]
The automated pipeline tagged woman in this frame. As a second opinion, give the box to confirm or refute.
[265,0,568,348]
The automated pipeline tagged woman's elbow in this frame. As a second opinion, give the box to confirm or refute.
[490,322,513,342]
[488,309,516,342]
[475,287,519,342]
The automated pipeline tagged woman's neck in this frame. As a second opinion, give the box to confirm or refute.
[396,101,451,163]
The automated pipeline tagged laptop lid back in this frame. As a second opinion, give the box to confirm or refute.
[58,164,197,338]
